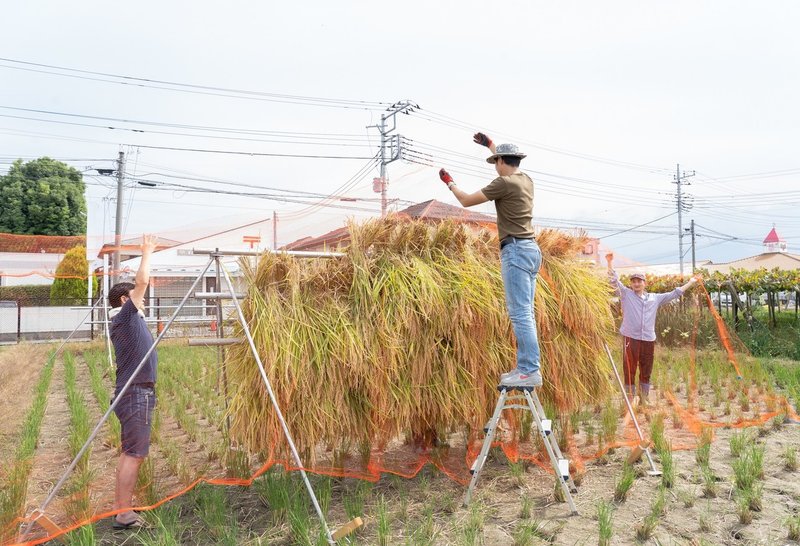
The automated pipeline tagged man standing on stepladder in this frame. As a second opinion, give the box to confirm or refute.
[439,132,542,388]
[107,234,159,529]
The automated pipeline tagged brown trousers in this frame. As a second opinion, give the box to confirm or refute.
[623,337,655,387]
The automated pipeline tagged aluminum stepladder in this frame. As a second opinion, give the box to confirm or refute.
[463,384,579,515]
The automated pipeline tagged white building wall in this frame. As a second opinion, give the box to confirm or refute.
[0,252,64,286]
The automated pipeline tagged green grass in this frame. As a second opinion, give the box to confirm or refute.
[82,349,121,447]
[137,505,184,546]
[729,430,750,458]
[787,513,800,541]
[656,440,675,489]
[597,500,613,546]
[732,445,765,491]
[376,494,390,546]
[613,463,635,502]
[512,519,549,546]
[64,523,95,546]
[191,483,238,546]
[784,445,798,471]
[701,465,718,498]
[460,501,484,545]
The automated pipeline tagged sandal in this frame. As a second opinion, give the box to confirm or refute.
[112,517,146,530]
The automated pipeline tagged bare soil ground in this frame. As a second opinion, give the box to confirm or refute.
[0,344,52,466]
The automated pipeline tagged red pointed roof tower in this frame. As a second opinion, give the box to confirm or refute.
[762,226,787,253]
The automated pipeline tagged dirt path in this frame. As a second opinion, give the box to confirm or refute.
[22,355,72,530]
[0,344,49,466]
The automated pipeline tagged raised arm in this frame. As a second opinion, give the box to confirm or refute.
[605,252,625,295]
[439,169,489,207]
[473,132,497,155]
[656,275,700,306]
[129,234,158,311]
[679,275,701,293]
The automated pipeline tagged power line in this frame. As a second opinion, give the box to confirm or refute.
[0,112,377,149]
[0,58,388,110]
[410,108,671,174]
[598,212,677,239]
[0,105,373,141]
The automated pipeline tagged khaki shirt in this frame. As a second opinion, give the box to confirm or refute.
[481,172,534,241]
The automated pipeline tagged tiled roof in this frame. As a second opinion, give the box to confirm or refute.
[397,200,496,224]
[283,200,496,251]
[281,226,350,251]
[704,252,800,274]
[0,232,85,254]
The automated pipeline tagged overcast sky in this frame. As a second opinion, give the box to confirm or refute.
[2,1,799,268]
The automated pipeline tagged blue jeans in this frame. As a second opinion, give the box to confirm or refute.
[500,238,542,375]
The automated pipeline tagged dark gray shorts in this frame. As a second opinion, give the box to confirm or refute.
[113,385,156,458]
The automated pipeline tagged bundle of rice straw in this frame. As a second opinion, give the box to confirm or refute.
[226,217,614,459]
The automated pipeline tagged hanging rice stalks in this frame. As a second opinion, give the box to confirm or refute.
[226,217,614,459]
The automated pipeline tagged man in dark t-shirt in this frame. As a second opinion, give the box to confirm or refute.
[439,133,542,388]
[107,234,158,529]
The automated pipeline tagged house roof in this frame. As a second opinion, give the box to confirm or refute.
[703,252,800,274]
[282,200,497,251]
[0,232,85,254]
[763,227,783,244]
[397,200,496,224]
[97,236,182,257]
[281,226,350,251]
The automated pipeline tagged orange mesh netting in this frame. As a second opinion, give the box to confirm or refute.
[2,274,799,546]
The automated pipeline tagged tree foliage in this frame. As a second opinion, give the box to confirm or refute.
[0,157,87,235]
[50,246,96,303]
[622,268,800,294]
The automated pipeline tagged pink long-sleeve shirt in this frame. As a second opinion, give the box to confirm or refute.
[609,270,685,342]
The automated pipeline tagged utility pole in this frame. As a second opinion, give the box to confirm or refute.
[273,211,277,250]
[686,220,697,274]
[369,101,419,216]
[112,151,126,284]
[673,163,694,276]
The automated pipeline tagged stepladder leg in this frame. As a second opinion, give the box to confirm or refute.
[463,389,508,507]
[524,389,579,515]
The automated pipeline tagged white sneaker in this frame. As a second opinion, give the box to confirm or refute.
[500,368,519,381]
[501,370,543,388]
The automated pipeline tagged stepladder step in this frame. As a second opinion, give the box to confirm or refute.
[557,459,570,480]
[540,418,552,435]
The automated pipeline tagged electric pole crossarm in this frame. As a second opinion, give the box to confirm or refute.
[367,100,419,217]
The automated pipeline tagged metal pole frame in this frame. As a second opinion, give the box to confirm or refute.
[103,253,114,372]
[219,261,336,544]
[20,259,213,540]
[603,343,661,476]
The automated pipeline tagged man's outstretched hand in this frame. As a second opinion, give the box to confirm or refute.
[439,168,454,186]
[472,132,493,149]
[141,234,159,254]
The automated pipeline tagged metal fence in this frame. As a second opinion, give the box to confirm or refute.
[0,276,242,344]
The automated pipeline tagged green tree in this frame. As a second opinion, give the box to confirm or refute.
[50,246,96,304]
[0,157,86,235]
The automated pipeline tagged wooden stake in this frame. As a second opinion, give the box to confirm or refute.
[28,510,66,543]
[332,517,363,540]
[626,444,646,465]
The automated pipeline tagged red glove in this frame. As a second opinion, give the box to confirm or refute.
[473,132,493,148]
[439,168,454,185]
